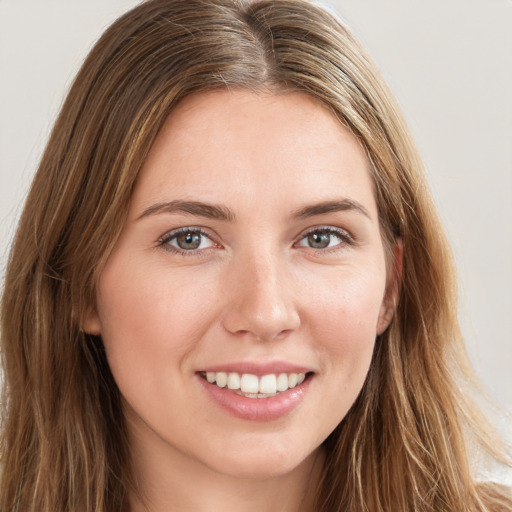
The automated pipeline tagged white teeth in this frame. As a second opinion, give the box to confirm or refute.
[276,373,289,392]
[227,372,240,390]
[205,371,307,396]
[259,374,277,394]
[240,373,259,393]
[215,372,227,388]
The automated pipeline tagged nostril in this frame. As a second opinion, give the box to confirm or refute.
[222,311,301,342]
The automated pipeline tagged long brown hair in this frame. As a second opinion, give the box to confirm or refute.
[1,1,510,510]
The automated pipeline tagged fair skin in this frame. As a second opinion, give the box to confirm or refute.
[85,90,399,512]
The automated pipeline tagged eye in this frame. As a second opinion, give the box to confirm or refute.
[296,227,350,250]
[159,228,216,253]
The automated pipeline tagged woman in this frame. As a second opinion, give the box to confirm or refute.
[1,0,510,510]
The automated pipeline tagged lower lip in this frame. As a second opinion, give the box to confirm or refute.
[198,375,312,421]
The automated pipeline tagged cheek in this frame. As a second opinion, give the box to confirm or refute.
[94,256,219,392]
[98,255,211,336]
[304,263,386,339]
[303,266,385,396]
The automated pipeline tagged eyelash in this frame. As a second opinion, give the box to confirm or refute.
[296,226,354,253]
[156,226,354,256]
[157,227,219,256]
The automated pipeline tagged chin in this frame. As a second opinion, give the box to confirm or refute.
[201,441,322,480]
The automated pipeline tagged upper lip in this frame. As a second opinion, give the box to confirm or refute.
[197,361,314,376]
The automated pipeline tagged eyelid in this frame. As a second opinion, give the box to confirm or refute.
[156,224,354,256]
[157,226,221,255]
[295,225,354,250]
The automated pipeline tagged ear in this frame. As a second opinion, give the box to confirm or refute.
[376,238,403,335]
[81,305,102,335]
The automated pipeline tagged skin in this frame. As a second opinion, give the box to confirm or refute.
[85,90,400,511]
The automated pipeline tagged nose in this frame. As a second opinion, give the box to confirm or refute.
[221,252,301,341]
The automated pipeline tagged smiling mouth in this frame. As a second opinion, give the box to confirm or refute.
[199,371,310,398]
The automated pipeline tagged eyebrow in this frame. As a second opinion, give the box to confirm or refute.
[137,198,371,222]
[138,200,236,222]
[292,199,371,220]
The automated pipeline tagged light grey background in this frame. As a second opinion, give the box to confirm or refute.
[1,0,511,452]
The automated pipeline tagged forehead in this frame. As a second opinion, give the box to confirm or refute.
[131,89,376,219]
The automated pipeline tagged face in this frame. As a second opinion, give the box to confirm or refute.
[85,90,398,480]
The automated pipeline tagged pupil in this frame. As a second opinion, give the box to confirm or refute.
[177,232,201,250]
[308,232,330,249]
